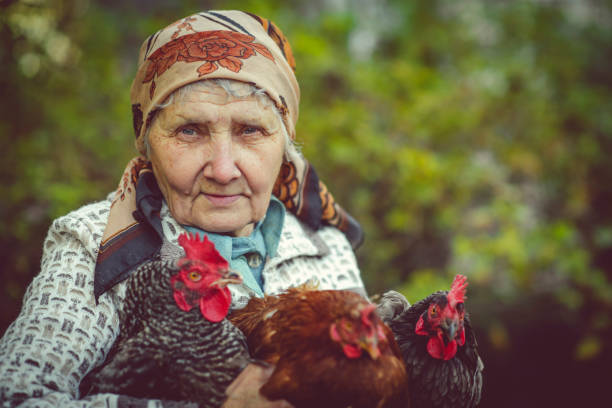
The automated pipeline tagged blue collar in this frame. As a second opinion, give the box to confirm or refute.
[184,196,285,295]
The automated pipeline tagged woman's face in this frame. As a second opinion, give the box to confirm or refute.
[147,84,285,237]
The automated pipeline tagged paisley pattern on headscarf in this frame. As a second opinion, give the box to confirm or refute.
[94,11,363,300]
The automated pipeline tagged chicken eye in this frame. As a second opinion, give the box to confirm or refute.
[188,271,202,282]
[430,306,437,316]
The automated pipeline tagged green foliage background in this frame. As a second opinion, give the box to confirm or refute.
[1,0,611,406]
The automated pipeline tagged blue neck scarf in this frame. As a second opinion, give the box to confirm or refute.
[184,196,285,296]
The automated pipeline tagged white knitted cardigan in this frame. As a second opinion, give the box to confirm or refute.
[0,194,365,407]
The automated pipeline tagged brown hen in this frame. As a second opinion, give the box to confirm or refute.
[229,285,410,408]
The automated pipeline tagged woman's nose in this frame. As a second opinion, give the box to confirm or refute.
[202,138,241,184]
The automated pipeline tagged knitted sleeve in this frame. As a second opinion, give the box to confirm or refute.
[0,202,183,408]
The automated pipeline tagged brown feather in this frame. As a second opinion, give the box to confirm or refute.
[229,286,410,408]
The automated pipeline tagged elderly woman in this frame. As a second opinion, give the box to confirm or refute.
[0,10,365,408]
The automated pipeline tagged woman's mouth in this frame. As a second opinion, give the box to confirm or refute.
[204,193,241,206]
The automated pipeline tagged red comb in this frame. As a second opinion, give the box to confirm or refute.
[448,274,468,308]
[177,233,229,270]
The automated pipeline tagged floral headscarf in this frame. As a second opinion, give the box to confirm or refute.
[94,11,363,299]
[131,10,300,152]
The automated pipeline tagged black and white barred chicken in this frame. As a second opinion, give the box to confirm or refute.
[376,275,484,408]
[81,233,250,408]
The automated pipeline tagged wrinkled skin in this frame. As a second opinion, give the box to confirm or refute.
[147,81,285,237]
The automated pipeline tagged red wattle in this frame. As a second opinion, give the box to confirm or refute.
[426,337,458,360]
[443,340,458,360]
[173,290,193,312]
[415,315,428,336]
[427,337,444,359]
[342,344,363,359]
[199,288,231,322]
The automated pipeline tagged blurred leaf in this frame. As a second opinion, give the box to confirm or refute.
[575,335,602,361]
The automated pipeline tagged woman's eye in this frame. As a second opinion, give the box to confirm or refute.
[177,126,200,138]
[180,127,196,136]
[240,125,264,136]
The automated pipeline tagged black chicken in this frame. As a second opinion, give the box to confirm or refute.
[376,275,484,408]
[81,234,250,408]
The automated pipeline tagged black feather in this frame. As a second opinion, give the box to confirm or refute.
[81,258,250,408]
[377,290,484,408]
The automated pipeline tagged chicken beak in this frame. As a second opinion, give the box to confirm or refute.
[441,318,459,344]
[213,270,243,288]
[360,334,381,360]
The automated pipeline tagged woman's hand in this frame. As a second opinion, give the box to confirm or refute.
[223,363,294,408]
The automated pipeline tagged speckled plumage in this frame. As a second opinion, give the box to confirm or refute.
[377,290,483,408]
[81,257,250,408]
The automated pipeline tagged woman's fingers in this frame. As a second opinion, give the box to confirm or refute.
[223,363,294,407]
